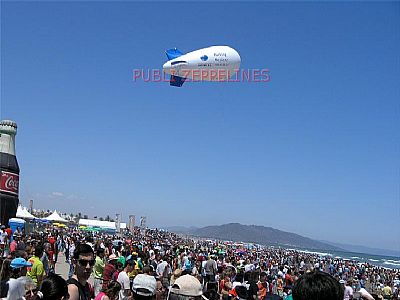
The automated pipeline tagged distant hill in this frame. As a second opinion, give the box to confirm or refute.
[186,223,342,251]
[165,223,398,257]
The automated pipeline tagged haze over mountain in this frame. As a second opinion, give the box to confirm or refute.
[319,241,400,258]
[164,226,199,233]
[167,223,342,251]
[165,224,400,257]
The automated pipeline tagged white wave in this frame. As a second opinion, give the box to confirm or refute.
[368,259,380,262]
[383,261,400,267]
[351,256,361,259]
[385,259,400,263]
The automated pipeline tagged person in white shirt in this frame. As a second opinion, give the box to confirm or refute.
[117,260,134,300]
[341,279,353,300]
[300,260,305,270]
[244,259,255,273]
[156,257,170,278]
[0,226,7,244]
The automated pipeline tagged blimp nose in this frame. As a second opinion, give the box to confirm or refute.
[163,62,171,74]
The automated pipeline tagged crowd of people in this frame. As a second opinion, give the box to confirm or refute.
[0,224,399,300]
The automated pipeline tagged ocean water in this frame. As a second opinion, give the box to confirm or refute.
[296,249,400,269]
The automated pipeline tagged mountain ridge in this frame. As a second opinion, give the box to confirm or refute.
[165,223,398,257]
[168,223,343,251]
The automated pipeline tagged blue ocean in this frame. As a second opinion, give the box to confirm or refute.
[294,249,400,269]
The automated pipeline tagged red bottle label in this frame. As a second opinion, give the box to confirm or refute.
[0,171,19,195]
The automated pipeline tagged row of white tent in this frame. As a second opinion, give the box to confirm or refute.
[78,218,127,230]
[16,205,68,222]
[16,205,127,230]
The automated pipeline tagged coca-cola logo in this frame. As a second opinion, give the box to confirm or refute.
[0,171,19,195]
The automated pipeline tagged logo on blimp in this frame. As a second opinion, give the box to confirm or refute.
[200,55,208,61]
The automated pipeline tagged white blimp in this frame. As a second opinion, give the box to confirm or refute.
[162,46,241,87]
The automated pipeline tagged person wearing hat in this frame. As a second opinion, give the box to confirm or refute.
[170,269,182,285]
[128,252,142,282]
[132,273,157,299]
[10,257,32,274]
[276,272,284,297]
[0,257,32,298]
[343,279,354,300]
[102,254,119,290]
[168,274,203,300]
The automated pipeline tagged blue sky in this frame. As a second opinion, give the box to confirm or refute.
[1,1,399,251]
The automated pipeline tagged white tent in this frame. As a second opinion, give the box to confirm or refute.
[78,219,126,231]
[45,210,68,223]
[16,205,36,219]
[78,219,116,230]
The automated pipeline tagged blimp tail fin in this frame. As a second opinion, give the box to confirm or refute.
[170,75,186,87]
[166,48,183,60]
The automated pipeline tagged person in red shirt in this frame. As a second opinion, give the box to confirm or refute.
[48,236,56,271]
[219,272,231,293]
[9,235,18,253]
[102,254,118,290]
[48,236,56,249]
[285,269,294,287]
[5,227,12,239]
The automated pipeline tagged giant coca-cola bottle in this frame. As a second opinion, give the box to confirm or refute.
[0,120,19,225]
